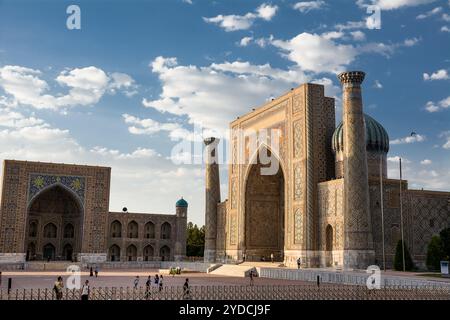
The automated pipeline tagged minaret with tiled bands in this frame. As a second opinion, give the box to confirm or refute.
[204,137,221,262]
[338,71,375,269]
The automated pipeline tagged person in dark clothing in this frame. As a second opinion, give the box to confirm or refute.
[183,278,190,300]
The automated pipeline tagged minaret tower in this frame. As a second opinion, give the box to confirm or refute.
[204,137,221,263]
[337,71,375,269]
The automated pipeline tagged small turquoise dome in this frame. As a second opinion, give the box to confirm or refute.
[176,197,188,207]
[332,114,389,153]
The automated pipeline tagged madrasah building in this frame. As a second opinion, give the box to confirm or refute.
[0,161,188,264]
[203,71,450,270]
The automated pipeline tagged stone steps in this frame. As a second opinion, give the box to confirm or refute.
[209,264,256,277]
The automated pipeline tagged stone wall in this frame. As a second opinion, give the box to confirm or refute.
[107,211,186,262]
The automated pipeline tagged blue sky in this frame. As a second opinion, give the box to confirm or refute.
[0,0,449,225]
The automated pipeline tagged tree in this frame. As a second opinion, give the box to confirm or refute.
[186,222,205,257]
[426,236,445,271]
[393,239,414,271]
[439,228,450,260]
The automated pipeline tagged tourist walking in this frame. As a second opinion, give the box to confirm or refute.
[297,257,301,269]
[89,266,93,277]
[81,280,90,301]
[145,276,152,299]
[249,270,254,286]
[183,278,191,300]
[134,276,140,289]
[154,274,159,286]
[159,275,164,292]
[94,266,99,278]
[270,253,274,263]
[53,276,64,300]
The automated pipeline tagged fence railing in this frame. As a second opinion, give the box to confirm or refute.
[259,268,450,289]
[0,285,449,300]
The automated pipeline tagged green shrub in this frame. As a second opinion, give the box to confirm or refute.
[426,236,445,271]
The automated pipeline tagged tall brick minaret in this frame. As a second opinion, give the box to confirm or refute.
[204,137,221,263]
[337,71,374,269]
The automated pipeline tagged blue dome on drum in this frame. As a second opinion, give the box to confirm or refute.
[332,114,389,153]
[176,197,188,208]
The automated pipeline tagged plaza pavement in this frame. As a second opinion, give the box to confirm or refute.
[0,269,314,290]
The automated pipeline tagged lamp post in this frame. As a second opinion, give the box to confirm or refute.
[399,158,406,272]
[380,154,386,272]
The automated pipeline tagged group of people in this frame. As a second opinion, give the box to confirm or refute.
[53,277,91,301]
[139,274,164,291]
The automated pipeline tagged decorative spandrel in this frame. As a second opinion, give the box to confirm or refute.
[28,174,86,205]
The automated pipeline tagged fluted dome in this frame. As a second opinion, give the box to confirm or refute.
[175,197,188,208]
[332,114,389,153]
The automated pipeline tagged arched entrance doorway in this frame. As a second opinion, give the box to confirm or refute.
[244,147,285,262]
[143,245,154,261]
[43,243,56,261]
[63,244,74,261]
[160,245,170,261]
[109,245,121,261]
[126,245,137,261]
[25,185,83,261]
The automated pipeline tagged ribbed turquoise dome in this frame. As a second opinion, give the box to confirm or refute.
[332,114,389,153]
[176,197,188,207]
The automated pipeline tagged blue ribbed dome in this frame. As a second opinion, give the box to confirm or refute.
[332,114,389,153]
[176,197,188,207]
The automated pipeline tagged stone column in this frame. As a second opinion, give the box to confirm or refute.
[337,71,375,269]
[203,137,221,263]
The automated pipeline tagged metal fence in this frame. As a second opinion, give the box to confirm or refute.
[259,268,450,289]
[0,285,449,300]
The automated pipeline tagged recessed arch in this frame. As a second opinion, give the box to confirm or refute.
[63,243,74,261]
[43,223,57,238]
[143,245,154,261]
[110,220,122,238]
[326,224,333,251]
[43,243,56,261]
[126,244,137,261]
[127,221,139,238]
[160,245,170,261]
[243,144,285,262]
[109,244,121,261]
[27,182,84,212]
[160,222,171,239]
[26,185,83,261]
[144,221,155,239]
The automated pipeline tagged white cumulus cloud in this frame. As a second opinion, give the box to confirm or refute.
[292,1,326,13]
[203,3,278,31]
[425,96,450,112]
[391,134,426,144]
[142,56,339,132]
[358,0,437,10]
[423,69,449,81]
[0,65,136,110]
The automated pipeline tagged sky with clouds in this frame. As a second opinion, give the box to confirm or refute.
[0,0,449,225]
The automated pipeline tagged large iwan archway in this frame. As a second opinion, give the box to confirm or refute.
[244,147,285,261]
[25,185,83,261]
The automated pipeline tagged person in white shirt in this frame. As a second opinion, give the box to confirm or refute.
[81,280,90,301]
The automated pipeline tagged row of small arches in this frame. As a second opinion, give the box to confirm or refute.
[110,220,172,239]
[108,244,171,261]
[29,222,74,239]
